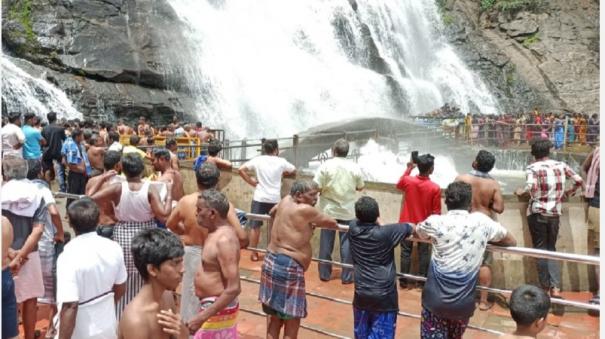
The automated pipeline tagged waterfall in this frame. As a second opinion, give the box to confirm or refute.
[167,0,498,138]
[2,57,82,121]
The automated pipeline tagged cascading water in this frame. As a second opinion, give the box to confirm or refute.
[2,57,82,120]
[167,0,498,138]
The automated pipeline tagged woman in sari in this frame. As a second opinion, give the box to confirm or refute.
[553,115,565,150]
[567,115,576,145]
[578,114,588,145]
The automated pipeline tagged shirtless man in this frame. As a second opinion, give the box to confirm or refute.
[166,163,248,324]
[117,119,131,136]
[2,217,18,339]
[454,149,504,311]
[206,140,232,170]
[87,134,106,177]
[85,150,122,238]
[152,149,185,201]
[186,190,242,337]
[119,228,188,339]
[137,117,149,136]
[166,139,180,170]
[260,180,338,339]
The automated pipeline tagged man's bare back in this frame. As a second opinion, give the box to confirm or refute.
[455,174,504,217]
[194,225,240,298]
[167,193,247,247]
[85,175,119,225]
[206,156,232,170]
[159,169,185,201]
[268,195,337,271]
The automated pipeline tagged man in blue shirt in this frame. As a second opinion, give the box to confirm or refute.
[61,129,91,208]
[22,113,46,160]
[348,196,412,339]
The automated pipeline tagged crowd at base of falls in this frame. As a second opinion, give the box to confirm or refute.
[413,105,600,151]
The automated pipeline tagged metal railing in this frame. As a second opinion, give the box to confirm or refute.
[243,213,599,313]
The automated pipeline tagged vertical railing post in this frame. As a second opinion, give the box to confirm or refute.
[241,139,247,163]
[293,134,299,168]
[266,217,273,247]
[563,116,569,151]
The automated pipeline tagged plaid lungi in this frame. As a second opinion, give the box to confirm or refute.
[113,219,156,319]
[38,237,56,304]
[259,251,307,319]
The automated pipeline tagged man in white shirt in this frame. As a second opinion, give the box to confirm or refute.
[107,131,123,153]
[1,112,25,159]
[57,198,127,339]
[238,139,296,261]
[313,139,364,284]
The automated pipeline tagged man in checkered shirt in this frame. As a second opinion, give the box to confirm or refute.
[515,139,583,298]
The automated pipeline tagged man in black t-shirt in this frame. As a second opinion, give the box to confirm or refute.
[348,196,413,339]
[41,112,66,191]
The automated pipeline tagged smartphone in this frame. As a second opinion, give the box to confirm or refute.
[411,151,419,163]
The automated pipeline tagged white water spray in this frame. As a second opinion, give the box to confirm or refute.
[2,57,82,120]
[167,0,498,138]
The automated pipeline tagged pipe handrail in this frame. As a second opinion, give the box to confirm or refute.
[243,213,599,266]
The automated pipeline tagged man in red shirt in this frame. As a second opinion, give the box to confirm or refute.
[396,154,441,289]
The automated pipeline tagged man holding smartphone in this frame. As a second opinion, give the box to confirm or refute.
[395,153,441,289]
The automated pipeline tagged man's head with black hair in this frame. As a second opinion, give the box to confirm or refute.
[208,140,222,156]
[72,129,84,143]
[196,163,220,189]
[196,121,202,128]
[47,111,57,124]
[262,139,278,155]
[355,196,380,223]
[68,198,100,235]
[417,154,435,175]
[166,139,177,152]
[530,139,551,160]
[8,112,21,125]
[132,228,184,289]
[332,139,349,158]
[26,159,42,180]
[473,150,496,173]
[24,112,36,126]
[130,134,140,146]
[509,284,550,336]
[104,150,122,172]
[121,153,145,178]
[152,149,171,172]
[445,181,472,211]
[109,131,120,143]
[83,129,93,144]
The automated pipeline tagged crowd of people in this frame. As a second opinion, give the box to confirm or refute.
[417,105,600,149]
[0,110,600,339]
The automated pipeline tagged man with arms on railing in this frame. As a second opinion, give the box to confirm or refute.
[166,139,180,170]
[348,196,413,339]
[417,181,516,339]
[186,190,242,338]
[515,138,583,299]
[206,140,232,170]
[87,134,106,177]
[259,180,338,339]
[314,138,364,284]
[454,150,504,311]
[239,139,296,261]
[166,163,248,327]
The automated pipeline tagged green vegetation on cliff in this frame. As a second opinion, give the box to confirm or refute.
[9,0,35,43]
[481,0,543,13]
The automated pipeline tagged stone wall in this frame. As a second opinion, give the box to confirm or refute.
[179,163,595,291]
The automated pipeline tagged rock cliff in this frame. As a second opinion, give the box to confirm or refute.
[438,0,599,113]
[2,0,197,124]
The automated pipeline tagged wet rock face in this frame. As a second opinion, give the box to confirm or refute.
[2,0,196,123]
[439,0,599,114]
